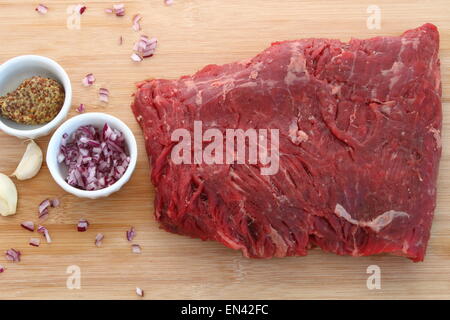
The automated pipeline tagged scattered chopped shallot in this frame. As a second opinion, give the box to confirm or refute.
[5,249,21,262]
[132,35,157,60]
[77,219,89,232]
[0,265,4,273]
[51,198,60,208]
[77,104,86,113]
[37,225,52,243]
[38,198,59,219]
[95,233,104,247]
[132,14,142,32]
[131,244,142,254]
[82,73,95,86]
[29,238,41,247]
[136,287,144,297]
[165,0,174,5]
[59,124,130,191]
[35,4,48,14]
[21,221,35,232]
[98,88,110,103]
[38,209,48,220]
[126,227,136,242]
[105,8,113,14]
[78,5,86,15]
[113,3,125,16]
[38,199,51,219]
[131,53,143,62]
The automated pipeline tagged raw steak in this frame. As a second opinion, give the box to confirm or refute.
[132,24,441,261]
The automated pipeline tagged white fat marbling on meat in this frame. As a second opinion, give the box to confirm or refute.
[401,37,420,50]
[389,75,401,90]
[230,181,245,194]
[239,82,258,88]
[331,84,342,95]
[249,70,258,79]
[268,226,289,257]
[381,61,405,76]
[402,239,410,254]
[429,127,441,149]
[288,120,308,145]
[217,230,249,257]
[334,204,409,232]
[284,48,306,86]
[195,91,202,105]
[261,79,278,88]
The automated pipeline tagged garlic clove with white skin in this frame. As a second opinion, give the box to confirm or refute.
[0,173,18,216]
[11,140,43,180]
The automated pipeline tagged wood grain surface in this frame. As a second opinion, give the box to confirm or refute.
[0,0,449,300]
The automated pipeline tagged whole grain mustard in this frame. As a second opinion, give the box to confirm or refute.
[0,76,65,125]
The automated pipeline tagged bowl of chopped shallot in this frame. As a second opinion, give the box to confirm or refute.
[46,112,137,199]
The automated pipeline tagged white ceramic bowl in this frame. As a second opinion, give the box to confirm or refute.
[46,113,138,199]
[0,55,72,139]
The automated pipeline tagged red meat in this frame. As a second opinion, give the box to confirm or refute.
[132,24,441,261]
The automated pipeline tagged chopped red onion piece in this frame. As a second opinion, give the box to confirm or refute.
[29,238,41,247]
[105,8,113,14]
[77,219,89,232]
[21,221,35,232]
[126,227,136,241]
[57,152,65,163]
[103,123,113,139]
[95,233,104,247]
[98,88,109,103]
[51,198,60,208]
[119,35,123,45]
[131,53,143,62]
[38,199,51,219]
[39,199,51,213]
[77,104,86,113]
[113,3,125,16]
[82,73,95,86]
[165,0,174,5]
[38,211,48,220]
[35,4,48,14]
[133,35,157,59]
[132,14,142,32]
[38,208,49,220]
[0,265,4,273]
[61,133,69,146]
[136,287,144,297]
[78,5,86,15]
[131,244,142,254]
[5,249,21,262]
[44,230,52,243]
[38,198,59,219]
[37,225,52,243]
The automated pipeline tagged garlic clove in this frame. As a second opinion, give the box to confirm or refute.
[0,173,17,216]
[11,140,43,180]
[0,198,10,214]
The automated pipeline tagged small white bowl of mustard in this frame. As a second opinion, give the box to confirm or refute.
[0,55,72,139]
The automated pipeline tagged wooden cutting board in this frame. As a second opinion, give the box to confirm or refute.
[0,0,449,300]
